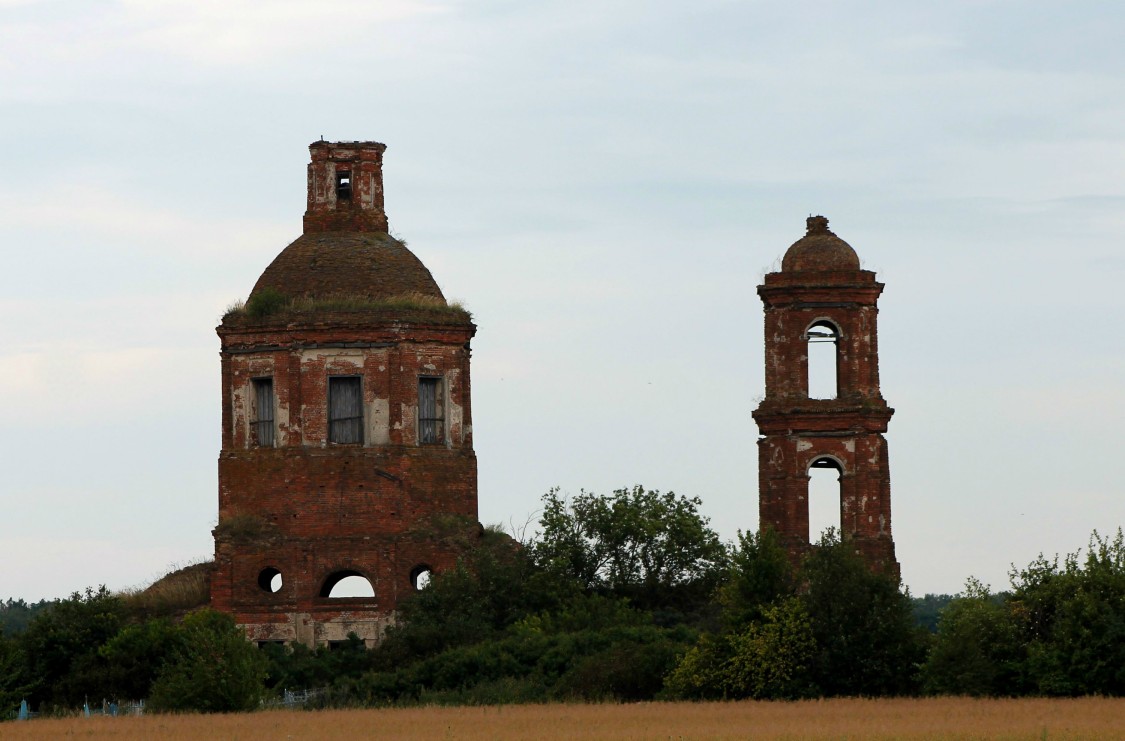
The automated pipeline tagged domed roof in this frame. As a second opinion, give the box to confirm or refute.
[249,231,446,302]
[781,216,860,272]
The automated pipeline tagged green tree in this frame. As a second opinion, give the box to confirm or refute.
[99,618,185,701]
[663,631,732,700]
[911,593,955,633]
[534,486,727,615]
[263,633,373,692]
[17,586,125,708]
[376,524,562,666]
[921,579,1024,696]
[665,528,801,701]
[148,609,267,713]
[0,634,33,716]
[665,598,814,700]
[0,598,56,636]
[800,530,925,696]
[717,527,795,630]
[724,597,816,699]
[1010,529,1125,696]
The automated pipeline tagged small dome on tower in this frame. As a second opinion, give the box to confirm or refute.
[781,216,860,272]
[239,140,448,308]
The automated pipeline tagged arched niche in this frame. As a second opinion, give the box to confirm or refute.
[319,570,376,599]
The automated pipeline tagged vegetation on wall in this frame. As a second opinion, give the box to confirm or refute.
[223,288,472,324]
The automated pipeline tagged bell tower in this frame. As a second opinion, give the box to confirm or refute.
[752,216,898,574]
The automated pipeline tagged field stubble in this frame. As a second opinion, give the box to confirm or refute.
[1,697,1122,740]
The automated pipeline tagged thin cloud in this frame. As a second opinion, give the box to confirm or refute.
[0,183,289,260]
[118,0,448,66]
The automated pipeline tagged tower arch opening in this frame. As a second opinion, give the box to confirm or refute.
[805,319,839,400]
[808,456,843,545]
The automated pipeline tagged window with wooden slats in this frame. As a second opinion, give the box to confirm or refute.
[252,378,275,447]
[328,376,363,444]
[418,377,444,445]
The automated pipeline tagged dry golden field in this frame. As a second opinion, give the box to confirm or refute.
[2,697,1123,740]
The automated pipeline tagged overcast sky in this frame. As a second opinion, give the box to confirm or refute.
[2,0,1123,602]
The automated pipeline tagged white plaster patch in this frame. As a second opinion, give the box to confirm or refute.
[276,404,290,447]
[232,381,250,445]
[299,348,365,365]
[367,397,390,445]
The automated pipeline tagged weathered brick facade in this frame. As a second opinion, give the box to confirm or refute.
[753,216,899,575]
[211,141,479,647]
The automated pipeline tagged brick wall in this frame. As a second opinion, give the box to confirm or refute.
[212,314,479,644]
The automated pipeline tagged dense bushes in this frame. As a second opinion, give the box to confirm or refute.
[922,529,1125,696]
[3,489,1125,715]
[1,597,265,714]
[664,529,923,700]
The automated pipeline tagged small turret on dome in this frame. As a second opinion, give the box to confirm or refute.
[781,215,861,272]
[223,141,470,327]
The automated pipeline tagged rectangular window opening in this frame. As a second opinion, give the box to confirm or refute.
[328,376,364,444]
[335,171,352,201]
[418,377,444,445]
[252,378,275,448]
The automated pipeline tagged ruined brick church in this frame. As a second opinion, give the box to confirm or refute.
[210,141,478,646]
[208,142,899,647]
[753,216,899,575]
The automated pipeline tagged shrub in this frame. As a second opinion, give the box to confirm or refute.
[243,287,288,318]
[148,610,267,713]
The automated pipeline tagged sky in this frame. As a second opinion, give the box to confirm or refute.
[1,0,1123,602]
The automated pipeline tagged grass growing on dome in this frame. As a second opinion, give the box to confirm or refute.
[223,290,471,323]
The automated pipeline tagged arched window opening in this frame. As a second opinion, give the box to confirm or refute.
[257,567,283,594]
[410,565,433,591]
[320,570,375,599]
[806,320,839,399]
[808,457,842,544]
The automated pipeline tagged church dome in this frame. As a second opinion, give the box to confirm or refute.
[781,215,860,272]
[248,231,445,303]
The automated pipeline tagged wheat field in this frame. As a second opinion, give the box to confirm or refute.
[2,697,1123,740]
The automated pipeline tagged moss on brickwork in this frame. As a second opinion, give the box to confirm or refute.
[224,290,472,326]
[213,514,281,545]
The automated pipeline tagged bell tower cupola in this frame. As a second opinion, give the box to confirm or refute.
[303,140,389,234]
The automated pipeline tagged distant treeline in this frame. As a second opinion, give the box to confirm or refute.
[0,599,55,637]
[2,486,1123,715]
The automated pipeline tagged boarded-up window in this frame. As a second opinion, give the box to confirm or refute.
[418,377,444,445]
[329,377,363,444]
[252,378,275,447]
